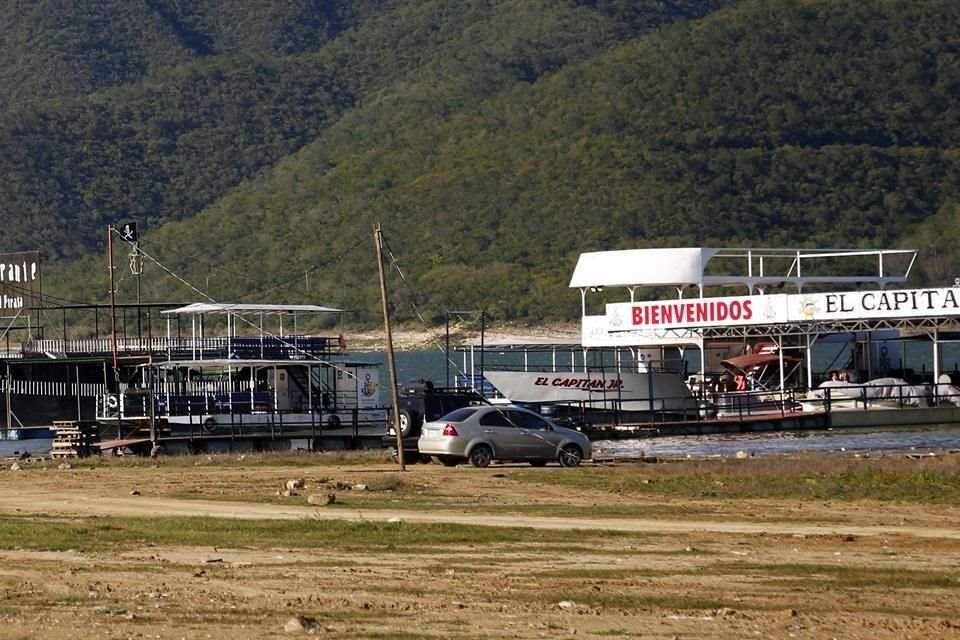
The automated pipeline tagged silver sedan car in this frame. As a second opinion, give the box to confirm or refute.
[418,404,592,468]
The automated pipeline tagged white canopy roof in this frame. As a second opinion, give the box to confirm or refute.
[162,303,342,316]
[569,247,915,292]
[569,248,715,288]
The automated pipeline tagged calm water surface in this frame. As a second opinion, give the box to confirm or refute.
[594,425,960,459]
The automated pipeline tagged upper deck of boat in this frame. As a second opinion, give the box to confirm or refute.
[0,302,348,362]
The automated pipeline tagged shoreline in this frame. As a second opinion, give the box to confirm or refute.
[344,321,581,352]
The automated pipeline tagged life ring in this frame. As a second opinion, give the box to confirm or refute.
[107,395,119,410]
[327,414,341,429]
[203,417,218,434]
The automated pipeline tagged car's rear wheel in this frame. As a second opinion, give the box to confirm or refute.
[469,444,493,468]
[558,444,583,468]
[437,455,460,467]
[529,460,548,467]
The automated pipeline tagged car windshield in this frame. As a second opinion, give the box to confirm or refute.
[438,407,479,422]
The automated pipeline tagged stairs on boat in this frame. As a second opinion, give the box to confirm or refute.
[49,420,99,458]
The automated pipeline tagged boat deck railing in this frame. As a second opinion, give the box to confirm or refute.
[23,335,340,361]
[496,379,960,428]
[97,405,387,444]
[803,381,960,412]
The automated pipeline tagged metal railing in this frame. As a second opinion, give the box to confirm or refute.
[803,380,960,412]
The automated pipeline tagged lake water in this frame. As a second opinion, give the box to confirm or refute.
[593,424,960,459]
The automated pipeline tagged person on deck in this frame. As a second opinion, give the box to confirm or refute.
[734,373,747,391]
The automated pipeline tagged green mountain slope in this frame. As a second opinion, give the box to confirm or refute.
[5,0,959,328]
[0,0,720,262]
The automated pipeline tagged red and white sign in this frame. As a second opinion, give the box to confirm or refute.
[606,287,960,332]
[607,295,789,331]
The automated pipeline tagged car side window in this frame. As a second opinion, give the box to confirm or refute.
[508,410,550,430]
[479,410,513,427]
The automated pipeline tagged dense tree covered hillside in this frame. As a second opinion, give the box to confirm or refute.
[0,0,957,328]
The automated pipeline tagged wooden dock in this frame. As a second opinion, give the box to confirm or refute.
[584,411,830,440]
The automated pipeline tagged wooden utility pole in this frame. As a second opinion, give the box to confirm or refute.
[375,224,405,470]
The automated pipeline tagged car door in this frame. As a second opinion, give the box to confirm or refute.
[507,410,557,460]
[477,408,523,459]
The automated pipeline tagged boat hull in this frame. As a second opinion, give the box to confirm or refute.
[482,370,696,415]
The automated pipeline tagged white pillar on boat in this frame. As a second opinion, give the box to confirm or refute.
[249,365,255,410]
[778,336,786,391]
[191,315,197,360]
[805,333,814,390]
[934,328,941,382]
[469,346,475,392]
[272,364,278,412]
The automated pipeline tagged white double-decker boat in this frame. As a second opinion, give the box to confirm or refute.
[464,247,960,430]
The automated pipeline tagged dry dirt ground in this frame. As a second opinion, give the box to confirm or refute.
[0,457,958,639]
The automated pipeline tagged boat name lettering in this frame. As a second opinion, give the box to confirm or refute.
[630,299,752,326]
[533,376,623,390]
[826,289,960,314]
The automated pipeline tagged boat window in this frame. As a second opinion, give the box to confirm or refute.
[439,407,478,423]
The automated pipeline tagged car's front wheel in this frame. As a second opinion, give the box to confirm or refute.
[558,444,583,468]
[469,444,493,468]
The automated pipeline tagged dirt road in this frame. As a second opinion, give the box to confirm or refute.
[0,458,958,639]
[3,488,960,541]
